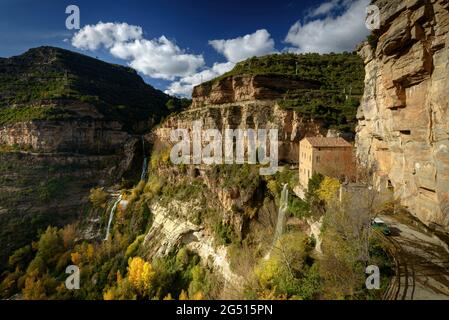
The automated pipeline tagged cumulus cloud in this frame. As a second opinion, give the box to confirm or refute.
[71,22,143,50]
[285,0,370,53]
[110,37,204,80]
[167,30,276,96]
[165,62,235,96]
[71,24,276,96]
[209,29,275,63]
[71,22,204,80]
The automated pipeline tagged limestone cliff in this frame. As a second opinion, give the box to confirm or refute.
[155,72,348,165]
[154,99,326,164]
[356,0,449,227]
[0,119,128,154]
[191,74,320,109]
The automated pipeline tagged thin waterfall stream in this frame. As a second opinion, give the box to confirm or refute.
[104,137,147,241]
[104,194,123,241]
[265,183,288,259]
[274,183,288,244]
[140,136,148,182]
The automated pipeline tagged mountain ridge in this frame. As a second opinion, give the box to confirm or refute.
[0,46,171,133]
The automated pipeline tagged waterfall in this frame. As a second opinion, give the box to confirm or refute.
[140,157,148,181]
[140,136,148,182]
[104,194,122,241]
[265,184,288,259]
[273,183,289,244]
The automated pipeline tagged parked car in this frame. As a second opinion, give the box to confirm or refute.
[371,218,392,236]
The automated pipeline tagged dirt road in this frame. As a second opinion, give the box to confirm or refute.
[381,214,449,300]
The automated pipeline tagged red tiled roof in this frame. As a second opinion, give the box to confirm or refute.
[304,137,352,148]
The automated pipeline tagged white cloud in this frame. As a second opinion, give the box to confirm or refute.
[209,29,275,63]
[165,62,235,97]
[307,0,341,18]
[166,29,277,96]
[71,22,204,80]
[110,37,204,80]
[71,22,142,50]
[71,24,276,96]
[285,0,370,54]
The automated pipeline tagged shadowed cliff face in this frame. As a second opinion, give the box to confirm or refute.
[0,120,129,154]
[356,0,449,228]
[0,47,172,269]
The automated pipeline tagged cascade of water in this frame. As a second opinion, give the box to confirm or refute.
[104,194,123,241]
[141,136,148,182]
[265,184,289,259]
[140,157,148,181]
[273,183,289,244]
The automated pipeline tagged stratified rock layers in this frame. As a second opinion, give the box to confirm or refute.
[154,75,328,164]
[356,0,449,227]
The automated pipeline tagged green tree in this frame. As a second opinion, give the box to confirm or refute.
[306,173,325,216]
[89,187,108,208]
[8,245,33,270]
[36,226,64,265]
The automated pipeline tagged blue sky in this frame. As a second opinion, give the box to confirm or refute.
[0,0,371,96]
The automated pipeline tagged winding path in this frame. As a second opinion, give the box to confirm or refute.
[380,214,449,300]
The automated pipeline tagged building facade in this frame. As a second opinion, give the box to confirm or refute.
[299,137,355,188]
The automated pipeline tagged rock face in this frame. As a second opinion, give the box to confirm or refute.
[191,74,320,109]
[179,75,326,164]
[0,120,128,153]
[142,200,242,288]
[356,0,449,227]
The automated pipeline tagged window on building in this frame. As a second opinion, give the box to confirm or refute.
[316,156,320,163]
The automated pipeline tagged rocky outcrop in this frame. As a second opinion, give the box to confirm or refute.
[191,74,320,108]
[143,200,242,287]
[0,120,129,154]
[356,0,449,227]
[153,100,326,164]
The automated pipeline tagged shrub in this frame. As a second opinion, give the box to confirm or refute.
[214,221,235,245]
[253,232,317,299]
[8,245,33,270]
[89,187,108,208]
[36,226,64,265]
[317,177,341,203]
[125,235,145,259]
[144,176,163,198]
[367,34,379,50]
[288,197,310,218]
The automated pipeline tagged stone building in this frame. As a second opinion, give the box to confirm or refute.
[299,137,355,188]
